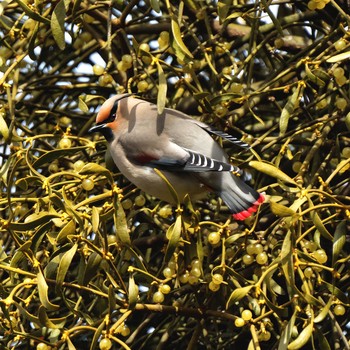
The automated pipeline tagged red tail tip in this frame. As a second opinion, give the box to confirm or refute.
[232,194,265,221]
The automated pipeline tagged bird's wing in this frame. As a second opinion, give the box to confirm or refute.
[133,148,243,175]
[165,109,250,149]
[199,125,250,149]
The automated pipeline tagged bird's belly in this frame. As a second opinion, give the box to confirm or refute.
[120,164,207,203]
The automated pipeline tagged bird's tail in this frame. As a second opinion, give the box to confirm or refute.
[219,177,264,220]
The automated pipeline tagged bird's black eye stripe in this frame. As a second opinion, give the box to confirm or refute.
[110,100,119,119]
[100,100,119,124]
[97,93,134,125]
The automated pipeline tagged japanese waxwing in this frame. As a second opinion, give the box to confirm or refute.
[89,94,264,220]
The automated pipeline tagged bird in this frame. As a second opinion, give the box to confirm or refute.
[88,94,264,220]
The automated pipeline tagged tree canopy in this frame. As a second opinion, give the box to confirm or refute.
[0,0,349,349]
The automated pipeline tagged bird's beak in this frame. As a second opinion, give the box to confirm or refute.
[88,123,107,133]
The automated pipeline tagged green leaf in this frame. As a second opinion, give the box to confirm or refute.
[156,61,167,115]
[326,50,350,63]
[287,322,313,349]
[114,198,131,245]
[332,221,346,265]
[56,220,76,244]
[305,64,325,87]
[33,146,88,168]
[91,206,100,233]
[280,83,303,135]
[270,201,297,218]
[79,162,114,184]
[170,16,193,61]
[16,0,50,24]
[0,111,9,141]
[314,297,332,323]
[310,211,333,241]
[150,0,160,13]
[83,251,102,286]
[51,0,66,50]
[280,230,295,295]
[66,336,77,350]
[28,20,39,60]
[165,215,182,263]
[313,327,331,350]
[278,310,297,350]
[15,176,42,190]
[217,0,231,22]
[37,269,60,311]
[249,160,298,186]
[38,305,66,329]
[78,95,89,113]
[226,285,254,308]
[56,243,78,287]
[154,168,179,204]
[90,318,106,350]
[9,212,60,231]
[128,274,139,309]
[322,279,349,304]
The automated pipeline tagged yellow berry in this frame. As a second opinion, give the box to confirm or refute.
[158,206,173,218]
[333,304,346,316]
[153,291,164,303]
[259,331,271,341]
[59,137,71,149]
[82,178,94,191]
[107,235,117,245]
[73,160,85,172]
[120,324,130,336]
[191,267,201,278]
[335,75,347,86]
[241,309,253,321]
[36,343,50,350]
[246,243,255,255]
[93,64,104,75]
[81,31,92,43]
[342,147,350,158]
[99,74,113,86]
[256,252,268,265]
[135,194,146,207]
[139,43,150,52]
[335,97,347,110]
[209,281,220,291]
[215,105,228,117]
[122,54,133,66]
[163,267,174,278]
[188,274,199,285]
[160,284,171,294]
[48,163,59,173]
[234,317,245,327]
[99,338,112,350]
[137,80,149,92]
[307,1,317,10]
[208,232,221,245]
[242,254,254,265]
[274,38,284,49]
[212,273,224,285]
[254,243,264,254]
[292,161,302,173]
[304,267,313,278]
[179,271,189,284]
[334,38,347,51]
[222,66,232,75]
[333,67,344,78]
[314,249,327,263]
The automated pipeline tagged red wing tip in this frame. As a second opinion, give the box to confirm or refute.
[232,194,265,221]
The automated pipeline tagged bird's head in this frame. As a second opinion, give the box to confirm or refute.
[88,93,133,141]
